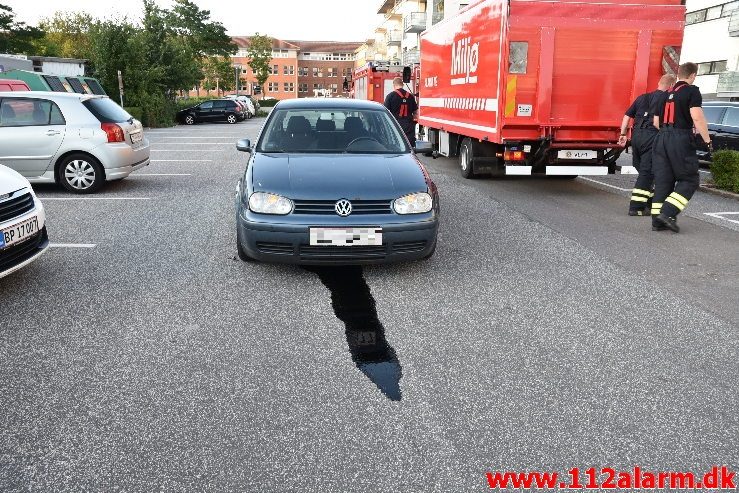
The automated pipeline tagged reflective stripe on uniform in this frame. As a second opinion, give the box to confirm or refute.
[651,202,663,213]
[632,188,652,197]
[631,196,649,202]
[669,192,689,206]
[666,197,686,210]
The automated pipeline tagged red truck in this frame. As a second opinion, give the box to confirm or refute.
[418,0,685,178]
[353,62,417,104]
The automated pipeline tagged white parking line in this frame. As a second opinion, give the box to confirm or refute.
[579,177,631,192]
[49,243,96,248]
[151,143,233,145]
[704,212,739,225]
[135,173,192,176]
[151,159,212,162]
[151,149,225,152]
[40,197,151,201]
[149,137,240,139]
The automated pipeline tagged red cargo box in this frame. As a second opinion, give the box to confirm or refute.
[419,0,685,176]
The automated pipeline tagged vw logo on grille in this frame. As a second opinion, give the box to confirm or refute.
[335,199,352,217]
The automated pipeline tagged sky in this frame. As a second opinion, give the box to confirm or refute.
[7,0,383,42]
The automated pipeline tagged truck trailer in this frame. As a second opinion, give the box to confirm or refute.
[418,0,685,178]
[353,62,417,104]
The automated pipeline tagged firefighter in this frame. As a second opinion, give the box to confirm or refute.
[650,62,712,233]
[618,74,676,216]
[384,77,418,145]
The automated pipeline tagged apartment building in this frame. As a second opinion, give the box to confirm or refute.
[682,0,739,99]
[228,38,361,100]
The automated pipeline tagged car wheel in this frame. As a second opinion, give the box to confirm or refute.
[236,234,256,262]
[184,114,195,125]
[58,154,105,194]
[460,138,476,179]
[227,114,237,124]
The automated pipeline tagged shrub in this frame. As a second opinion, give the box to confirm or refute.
[124,107,143,121]
[257,98,278,107]
[255,110,269,117]
[710,150,739,194]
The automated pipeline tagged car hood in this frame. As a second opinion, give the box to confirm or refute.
[250,153,429,200]
[0,164,31,195]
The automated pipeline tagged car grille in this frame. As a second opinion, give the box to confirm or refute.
[392,240,427,253]
[256,242,294,255]
[299,245,387,260]
[292,200,392,215]
[0,192,34,223]
[0,228,46,273]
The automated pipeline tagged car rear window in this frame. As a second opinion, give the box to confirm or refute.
[82,97,132,123]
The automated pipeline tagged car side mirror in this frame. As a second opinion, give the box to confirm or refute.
[413,140,432,154]
[236,139,252,153]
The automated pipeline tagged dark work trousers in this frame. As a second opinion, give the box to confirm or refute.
[651,127,700,224]
[398,118,416,145]
[629,126,658,213]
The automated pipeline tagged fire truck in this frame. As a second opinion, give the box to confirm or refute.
[418,0,685,178]
[352,62,418,105]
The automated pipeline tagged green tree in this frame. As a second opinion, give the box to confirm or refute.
[247,33,272,99]
[201,56,235,95]
[0,3,44,54]
[36,12,93,59]
[167,0,235,57]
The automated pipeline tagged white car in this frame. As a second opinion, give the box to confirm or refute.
[0,164,48,279]
[227,95,256,117]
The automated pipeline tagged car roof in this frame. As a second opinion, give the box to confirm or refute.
[0,90,105,101]
[274,98,386,110]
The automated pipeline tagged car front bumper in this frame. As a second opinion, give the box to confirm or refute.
[237,210,439,265]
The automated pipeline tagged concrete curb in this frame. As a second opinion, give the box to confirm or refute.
[699,184,739,202]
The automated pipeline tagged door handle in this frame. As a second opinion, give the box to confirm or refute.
[46,130,60,136]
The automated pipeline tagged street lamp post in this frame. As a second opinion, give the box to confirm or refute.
[234,64,241,97]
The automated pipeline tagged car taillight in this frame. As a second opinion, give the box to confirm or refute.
[503,150,525,161]
[101,123,125,143]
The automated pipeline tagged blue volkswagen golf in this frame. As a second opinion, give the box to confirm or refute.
[235,98,439,264]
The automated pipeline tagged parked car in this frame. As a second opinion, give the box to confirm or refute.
[0,164,49,279]
[177,99,243,125]
[699,101,739,161]
[231,99,248,120]
[0,79,31,91]
[227,95,255,118]
[0,91,149,194]
[234,98,439,265]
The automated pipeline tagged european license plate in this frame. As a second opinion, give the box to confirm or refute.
[557,150,597,160]
[131,131,143,144]
[0,216,39,250]
[310,227,382,246]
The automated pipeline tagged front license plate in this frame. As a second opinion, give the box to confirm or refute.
[0,216,39,250]
[557,150,597,160]
[130,131,143,144]
[310,227,382,246]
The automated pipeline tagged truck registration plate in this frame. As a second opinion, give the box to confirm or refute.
[558,150,597,160]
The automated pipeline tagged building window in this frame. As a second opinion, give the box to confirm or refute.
[706,5,723,20]
[284,82,294,92]
[686,1,739,24]
[313,83,323,90]
[724,1,739,15]
[697,60,728,75]
[328,68,338,77]
[269,64,278,75]
[298,67,308,76]
[283,65,294,75]
[330,83,338,94]
[268,82,279,92]
[686,9,707,24]
[241,68,248,74]
[299,83,308,93]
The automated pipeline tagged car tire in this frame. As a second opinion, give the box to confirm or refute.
[58,154,105,194]
[460,138,476,179]
[184,114,195,125]
[237,235,256,262]
[227,114,238,124]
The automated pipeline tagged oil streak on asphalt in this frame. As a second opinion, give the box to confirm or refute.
[307,266,402,401]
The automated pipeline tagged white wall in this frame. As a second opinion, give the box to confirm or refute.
[40,61,85,77]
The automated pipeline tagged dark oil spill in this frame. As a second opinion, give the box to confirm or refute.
[306,266,402,401]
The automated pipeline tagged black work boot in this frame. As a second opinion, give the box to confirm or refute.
[655,213,680,233]
[629,208,650,217]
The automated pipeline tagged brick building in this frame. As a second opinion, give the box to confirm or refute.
[227,37,362,100]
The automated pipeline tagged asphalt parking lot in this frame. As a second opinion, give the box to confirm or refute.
[1,120,737,492]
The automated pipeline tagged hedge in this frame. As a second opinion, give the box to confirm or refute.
[256,98,278,107]
[710,150,739,194]
[124,107,143,122]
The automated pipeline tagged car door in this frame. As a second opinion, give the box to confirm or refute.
[212,100,229,121]
[195,101,214,122]
[715,106,739,152]
[0,97,66,177]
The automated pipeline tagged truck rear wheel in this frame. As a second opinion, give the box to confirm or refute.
[459,138,476,179]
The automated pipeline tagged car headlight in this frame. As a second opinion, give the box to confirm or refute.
[248,192,293,215]
[393,192,433,214]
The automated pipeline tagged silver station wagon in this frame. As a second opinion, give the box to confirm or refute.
[0,91,150,193]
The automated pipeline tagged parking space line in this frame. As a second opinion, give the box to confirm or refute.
[578,177,631,192]
[149,137,240,139]
[40,197,151,201]
[151,143,233,145]
[151,150,225,152]
[704,212,739,225]
[135,173,192,176]
[49,243,97,248]
[151,159,212,162]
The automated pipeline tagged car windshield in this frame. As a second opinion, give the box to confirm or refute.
[257,108,410,154]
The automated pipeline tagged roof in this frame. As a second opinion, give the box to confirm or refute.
[0,90,102,100]
[273,97,385,110]
[284,40,364,53]
[29,56,87,64]
[231,37,300,50]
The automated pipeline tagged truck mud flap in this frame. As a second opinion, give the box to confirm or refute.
[505,166,532,175]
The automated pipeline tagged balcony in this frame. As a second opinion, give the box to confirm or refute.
[404,12,427,33]
[402,48,419,65]
[432,10,444,25]
[730,10,739,36]
[378,0,403,14]
[387,30,403,46]
[717,71,739,97]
